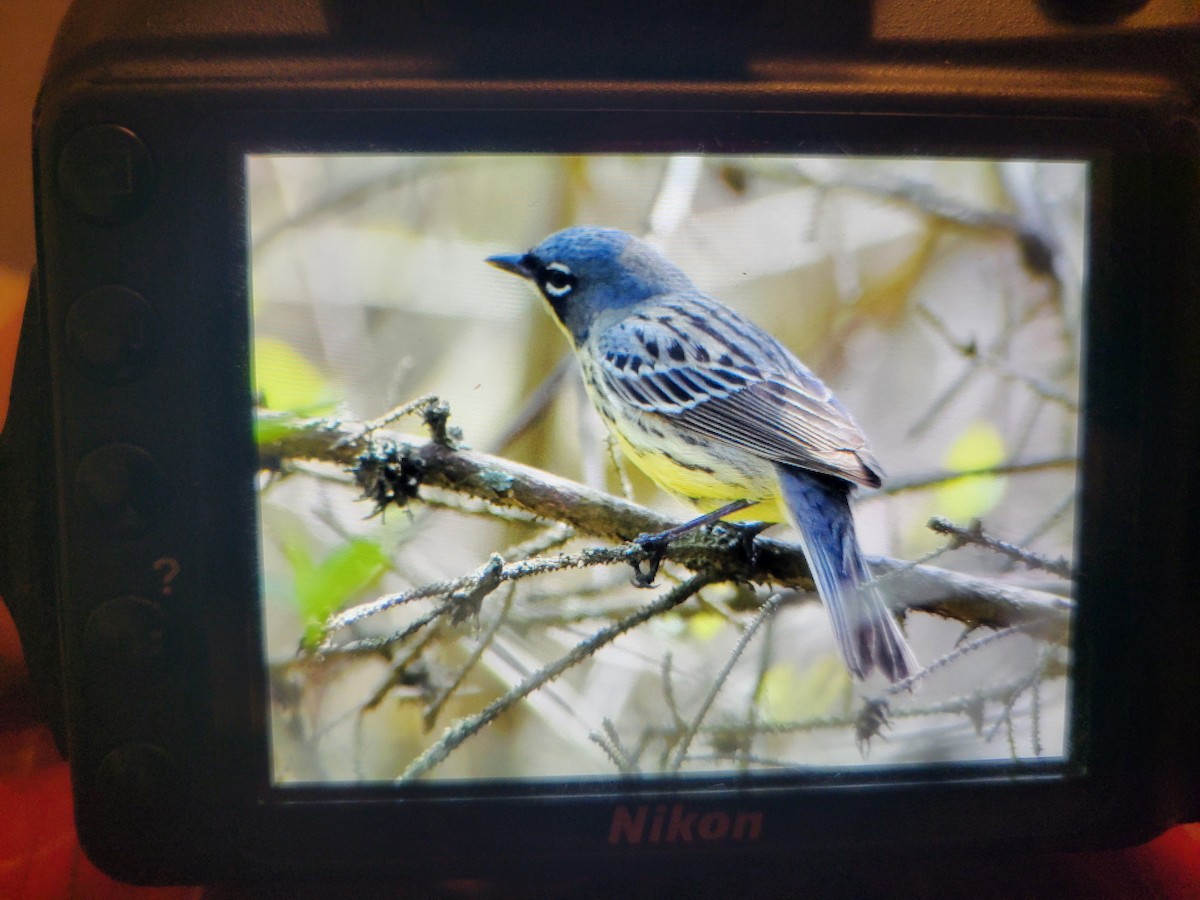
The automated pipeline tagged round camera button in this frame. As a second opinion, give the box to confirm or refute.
[66,286,156,384]
[94,744,184,819]
[57,125,155,224]
[84,596,166,670]
[74,444,166,537]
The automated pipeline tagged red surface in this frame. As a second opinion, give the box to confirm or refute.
[0,605,201,899]
[0,269,24,433]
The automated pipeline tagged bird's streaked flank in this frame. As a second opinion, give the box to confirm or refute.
[488,226,916,682]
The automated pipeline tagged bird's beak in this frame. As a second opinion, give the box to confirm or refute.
[486,252,534,280]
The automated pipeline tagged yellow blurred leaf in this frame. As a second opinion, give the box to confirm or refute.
[936,421,1007,520]
[254,336,334,413]
[688,611,726,641]
[757,658,849,722]
[944,420,1005,470]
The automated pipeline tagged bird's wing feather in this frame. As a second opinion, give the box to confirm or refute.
[592,294,882,488]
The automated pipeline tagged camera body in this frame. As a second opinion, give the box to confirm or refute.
[4,0,1200,885]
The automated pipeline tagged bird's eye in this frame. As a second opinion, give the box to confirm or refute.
[540,262,576,299]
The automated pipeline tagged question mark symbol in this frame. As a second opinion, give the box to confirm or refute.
[153,557,180,596]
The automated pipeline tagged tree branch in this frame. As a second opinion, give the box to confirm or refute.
[880,454,1076,496]
[259,413,1073,647]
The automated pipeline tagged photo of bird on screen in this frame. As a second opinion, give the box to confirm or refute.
[488,227,915,684]
[248,154,1081,782]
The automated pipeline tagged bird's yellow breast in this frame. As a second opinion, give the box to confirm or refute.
[611,430,786,523]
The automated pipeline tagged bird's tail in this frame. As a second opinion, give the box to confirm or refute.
[775,464,915,683]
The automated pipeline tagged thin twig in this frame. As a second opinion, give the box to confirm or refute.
[488,355,575,454]
[607,432,636,500]
[984,659,1050,747]
[907,364,978,439]
[880,455,1076,497]
[251,159,444,253]
[398,571,720,780]
[887,622,1037,695]
[928,516,1075,580]
[992,361,1079,412]
[421,583,517,730]
[332,394,441,451]
[1016,490,1077,550]
[669,592,786,771]
[742,160,1030,236]
[652,665,1059,745]
[359,618,449,713]
[500,523,576,563]
[661,652,687,736]
[590,719,639,774]
[324,544,658,641]
[337,601,452,656]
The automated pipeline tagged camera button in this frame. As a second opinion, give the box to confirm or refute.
[94,743,185,821]
[57,125,155,224]
[74,444,165,537]
[84,596,166,671]
[66,286,156,384]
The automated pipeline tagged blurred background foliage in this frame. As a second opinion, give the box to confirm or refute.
[248,153,1084,782]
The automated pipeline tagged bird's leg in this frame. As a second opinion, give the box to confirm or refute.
[630,499,757,587]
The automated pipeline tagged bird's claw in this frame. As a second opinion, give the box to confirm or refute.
[724,520,770,568]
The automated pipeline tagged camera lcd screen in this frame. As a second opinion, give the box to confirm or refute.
[247,153,1083,785]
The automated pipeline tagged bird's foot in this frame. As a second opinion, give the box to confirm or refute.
[714,519,771,569]
[629,499,757,587]
[629,534,670,587]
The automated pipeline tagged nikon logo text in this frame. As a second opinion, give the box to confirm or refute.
[608,804,763,845]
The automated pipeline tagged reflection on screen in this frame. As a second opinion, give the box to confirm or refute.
[248,154,1083,784]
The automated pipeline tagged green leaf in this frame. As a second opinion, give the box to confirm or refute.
[254,414,297,447]
[292,539,389,649]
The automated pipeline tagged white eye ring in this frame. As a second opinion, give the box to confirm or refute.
[543,262,575,298]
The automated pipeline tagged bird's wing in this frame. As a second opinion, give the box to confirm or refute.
[591,294,882,489]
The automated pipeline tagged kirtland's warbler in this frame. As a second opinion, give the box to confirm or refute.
[488,226,915,683]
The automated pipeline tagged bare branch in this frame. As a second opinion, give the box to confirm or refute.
[398,571,720,781]
[590,719,640,775]
[488,355,574,454]
[886,622,1040,695]
[928,516,1075,581]
[869,555,1070,646]
[880,454,1075,497]
[260,414,1073,647]
[324,545,648,644]
[669,592,786,771]
[421,583,516,731]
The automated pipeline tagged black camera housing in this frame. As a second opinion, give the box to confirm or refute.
[4,0,1200,885]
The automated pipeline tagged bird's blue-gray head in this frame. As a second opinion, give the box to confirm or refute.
[487,227,694,344]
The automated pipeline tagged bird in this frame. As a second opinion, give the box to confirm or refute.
[487,226,915,683]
